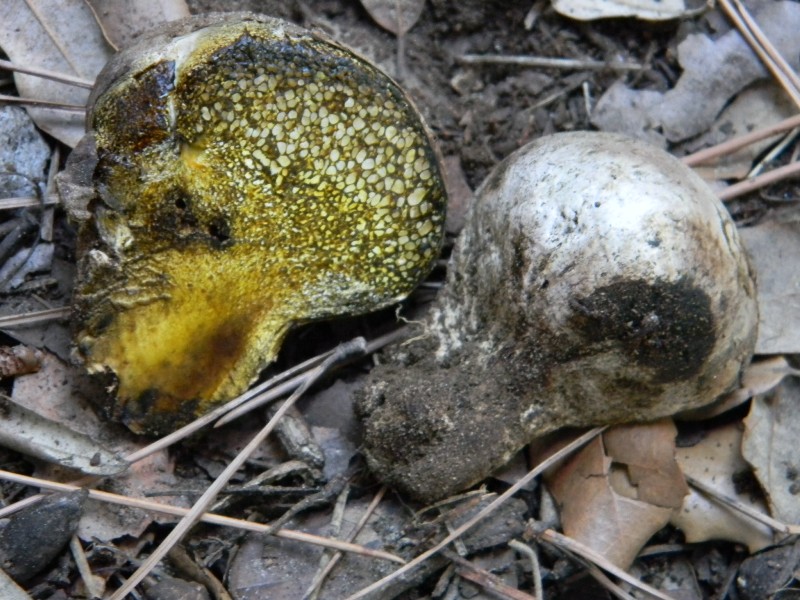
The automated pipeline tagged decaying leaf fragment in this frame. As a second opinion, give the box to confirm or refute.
[743,376,800,525]
[545,421,687,569]
[672,423,774,552]
[60,14,446,434]
[0,0,112,147]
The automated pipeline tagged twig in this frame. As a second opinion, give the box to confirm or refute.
[538,529,675,600]
[444,549,537,600]
[582,561,639,600]
[70,535,104,598]
[717,159,800,201]
[344,427,606,600]
[684,473,799,535]
[167,545,233,600]
[458,54,642,72]
[304,486,388,600]
[509,540,543,600]
[0,469,404,564]
[719,0,800,108]
[0,197,59,211]
[303,484,351,600]
[0,58,93,89]
[0,307,71,328]
[682,114,800,166]
[0,94,86,112]
[215,328,405,426]
[109,338,368,599]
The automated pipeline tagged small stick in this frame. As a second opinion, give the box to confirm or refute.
[70,535,104,599]
[0,196,59,211]
[344,427,606,600]
[215,329,404,426]
[458,54,642,72]
[509,540,543,600]
[684,473,799,535]
[717,160,800,201]
[0,94,86,112]
[538,529,674,600]
[0,307,71,328]
[682,114,800,166]
[0,58,94,89]
[0,469,404,564]
[445,549,537,600]
[725,0,800,100]
[304,486,388,600]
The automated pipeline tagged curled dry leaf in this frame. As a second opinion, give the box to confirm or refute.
[672,423,774,552]
[742,376,800,524]
[545,421,686,569]
[360,0,425,36]
[0,0,113,146]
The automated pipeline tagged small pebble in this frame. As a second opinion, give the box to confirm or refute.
[0,490,87,582]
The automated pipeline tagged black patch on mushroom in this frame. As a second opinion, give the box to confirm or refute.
[571,278,716,383]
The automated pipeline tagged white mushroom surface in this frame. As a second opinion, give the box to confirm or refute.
[358,131,758,502]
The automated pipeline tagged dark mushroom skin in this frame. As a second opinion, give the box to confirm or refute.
[358,132,758,503]
[59,14,446,434]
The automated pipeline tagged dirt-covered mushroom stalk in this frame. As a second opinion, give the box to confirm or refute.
[59,14,446,435]
[358,131,758,503]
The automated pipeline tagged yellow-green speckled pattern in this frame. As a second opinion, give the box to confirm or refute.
[72,17,446,433]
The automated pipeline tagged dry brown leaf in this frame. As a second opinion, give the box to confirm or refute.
[0,0,113,146]
[360,0,425,36]
[739,216,800,355]
[742,376,800,524]
[603,419,688,509]
[672,423,774,552]
[85,0,189,50]
[545,432,675,569]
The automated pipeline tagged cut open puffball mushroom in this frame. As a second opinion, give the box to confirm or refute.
[357,131,758,503]
[58,14,446,435]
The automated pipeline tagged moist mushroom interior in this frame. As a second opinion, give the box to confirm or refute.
[65,15,446,434]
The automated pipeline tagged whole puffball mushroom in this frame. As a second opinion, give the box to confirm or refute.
[59,14,446,434]
[357,131,758,503]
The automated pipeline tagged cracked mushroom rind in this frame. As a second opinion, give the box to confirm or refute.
[358,131,757,503]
